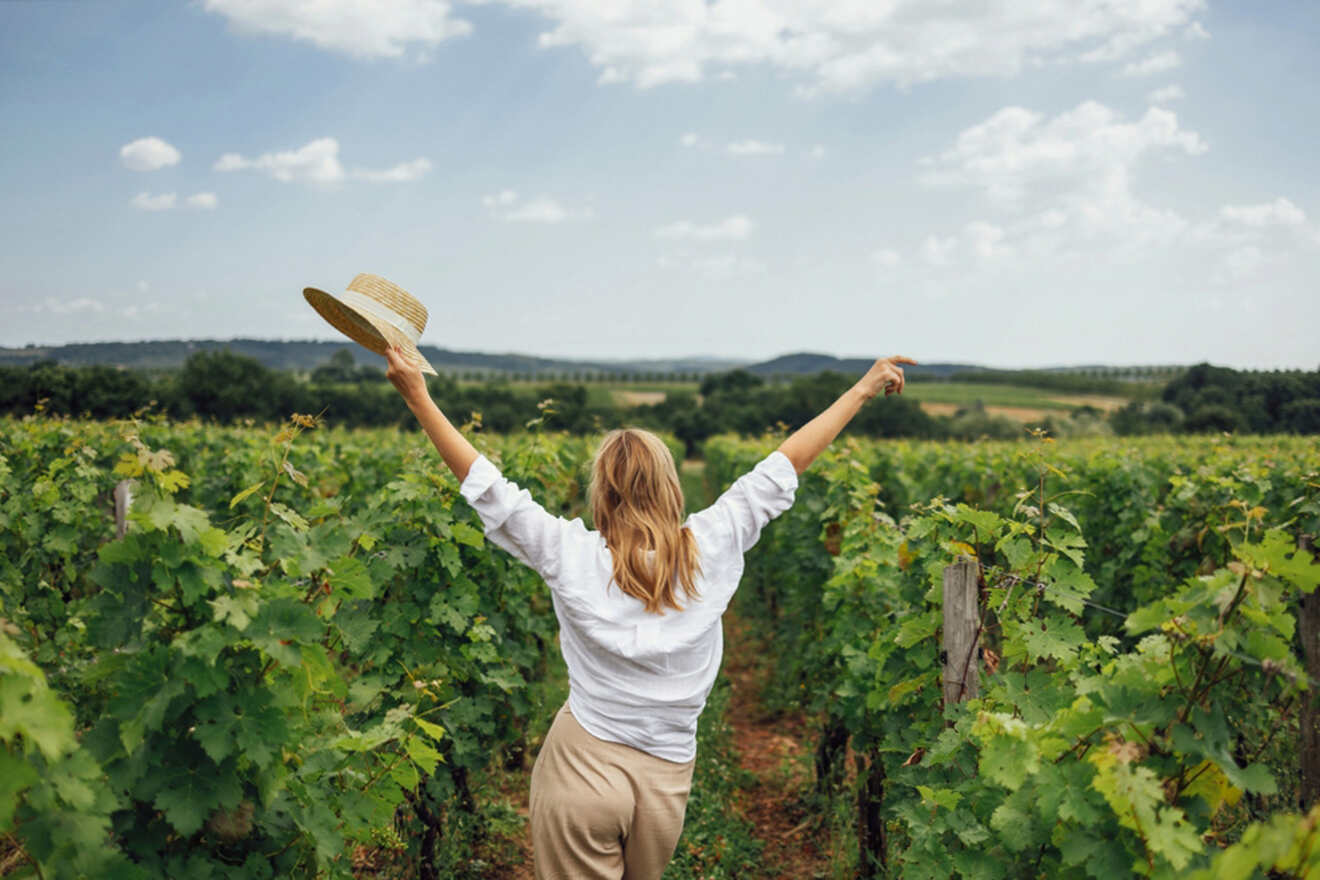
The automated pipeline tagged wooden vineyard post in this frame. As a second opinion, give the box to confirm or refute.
[942,556,981,708]
[113,479,134,539]
[1300,535,1320,808]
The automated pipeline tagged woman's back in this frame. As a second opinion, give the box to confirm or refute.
[458,446,799,762]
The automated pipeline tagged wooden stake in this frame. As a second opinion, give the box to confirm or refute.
[942,556,980,707]
[113,479,133,539]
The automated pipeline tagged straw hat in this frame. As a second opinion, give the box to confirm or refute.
[303,273,438,375]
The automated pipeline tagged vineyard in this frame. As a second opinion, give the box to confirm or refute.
[706,432,1320,878]
[1,414,1318,878]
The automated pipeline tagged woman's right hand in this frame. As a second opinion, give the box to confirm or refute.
[856,356,917,399]
[385,345,429,408]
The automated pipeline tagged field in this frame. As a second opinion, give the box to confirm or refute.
[905,381,1131,420]
[2,415,1318,878]
[569,379,1135,422]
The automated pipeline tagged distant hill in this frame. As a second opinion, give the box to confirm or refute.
[0,339,748,376]
[0,339,1179,381]
[744,352,977,379]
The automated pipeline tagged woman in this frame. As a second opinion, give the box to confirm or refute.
[384,346,913,880]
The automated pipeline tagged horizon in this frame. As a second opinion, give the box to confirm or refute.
[2,2,1317,370]
[4,336,1308,374]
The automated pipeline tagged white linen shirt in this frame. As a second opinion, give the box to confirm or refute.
[458,449,799,763]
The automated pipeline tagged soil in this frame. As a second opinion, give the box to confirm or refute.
[613,390,668,406]
[919,401,1053,421]
[1044,393,1127,411]
[720,612,833,878]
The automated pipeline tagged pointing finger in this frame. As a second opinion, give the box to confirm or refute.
[892,356,918,366]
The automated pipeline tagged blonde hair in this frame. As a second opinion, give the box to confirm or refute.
[589,428,701,614]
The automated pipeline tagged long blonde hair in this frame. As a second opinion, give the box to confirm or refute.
[589,428,701,614]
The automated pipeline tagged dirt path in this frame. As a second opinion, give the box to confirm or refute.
[481,603,832,878]
[721,612,833,878]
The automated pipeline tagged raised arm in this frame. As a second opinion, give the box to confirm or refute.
[384,345,479,481]
[776,356,916,474]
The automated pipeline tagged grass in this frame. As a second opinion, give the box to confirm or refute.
[903,381,1130,411]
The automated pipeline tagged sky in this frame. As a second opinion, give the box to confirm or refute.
[0,0,1317,369]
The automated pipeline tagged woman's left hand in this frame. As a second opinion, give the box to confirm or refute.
[385,345,429,407]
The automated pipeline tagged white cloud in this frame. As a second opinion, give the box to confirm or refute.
[920,101,1205,238]
[30,297,107,315]
[1220,198,1306,228]
[543,0,1204,91]
[654,215,754,242]
[482,190,589,223]
[506,197,570,223]
[872,248,901,268]
[679,132,700,148]
[213,140,429,186]
[1148,83,1185,104]
[1185,21,1210,39]
[208,0,1203,92]
[351,157,432,182]
[727,139,784,156]
[1120,50,1181,77]
[120,137,181,171]
[965,221,1009,259]
[920,235,957,266]
[187,192,219,209]
[203,0,470,60]
[482,189,519,209]
[214,137,345,184]
[808,144,827,160]
[912,101,1213,269]
[130,192,177,211]
[121,302,163,319]
[1214,244,1263,283]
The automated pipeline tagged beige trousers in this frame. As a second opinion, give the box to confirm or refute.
[530,704,695,880]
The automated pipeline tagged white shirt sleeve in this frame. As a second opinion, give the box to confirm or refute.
[689,449,799,555]
[458,455,592,584]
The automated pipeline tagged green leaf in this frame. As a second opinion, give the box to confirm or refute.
[327,555,373,600]
[269,502,309,532]
[1044,527,1087,568]
[414,717,446,744]
[0,646,77,759]
[390,759,419,791]
[893,610,939,648]
[1022,615,1084,663]
[228,481,266,509]
[1236,528,1320,593]
[451,522,485,548]
[973,716,1039,791]
[1089,749,1203,869]
[211,594,258,631]
[197,527,229,558]
[916,784,962,811]
[998,536,1035,570]
[153,758,242,836]
[0,751,39,827]
[953,504,1004,536]
[990,791,1037,852]
[405,736,442,776]
[1048,503,1081,533]
[247,598,323,667]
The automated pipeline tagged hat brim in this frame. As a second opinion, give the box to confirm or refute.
[304,287,438,376]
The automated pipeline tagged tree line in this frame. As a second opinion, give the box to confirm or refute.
[1,349,1316,447]
[1111,362,1320,435]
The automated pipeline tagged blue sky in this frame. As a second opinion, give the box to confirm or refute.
[1,0,1316,368]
